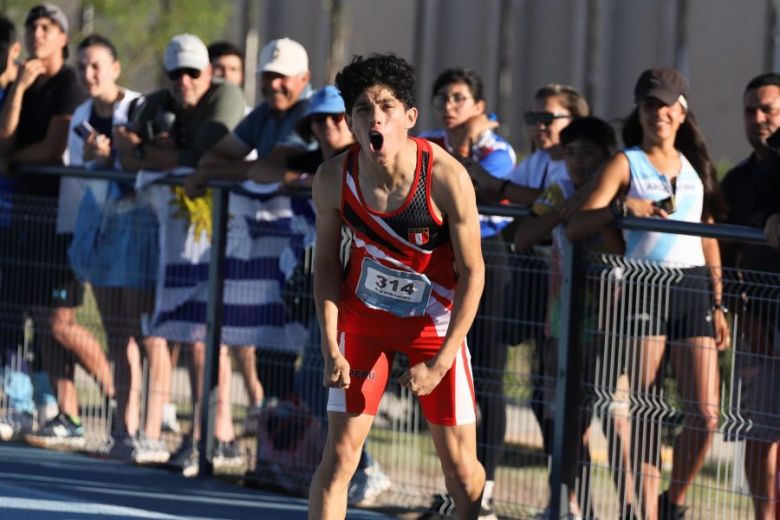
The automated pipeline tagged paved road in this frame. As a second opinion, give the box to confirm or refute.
[0,443,392,519]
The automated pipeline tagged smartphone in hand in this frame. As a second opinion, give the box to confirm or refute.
[653,196,676,214]
[73,120,95,140]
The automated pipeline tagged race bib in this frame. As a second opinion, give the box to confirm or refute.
[355,257,432,317]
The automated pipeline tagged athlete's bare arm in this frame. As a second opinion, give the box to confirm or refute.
[399,142,485,396]
[312,156,351,389]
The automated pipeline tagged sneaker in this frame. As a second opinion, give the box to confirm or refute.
[419,492,501,519]
[348,462,392,506]
[132,435,170,464]
[213,439,243,469]
[106,433,141,460]
[0,410,34,441]
[161,403,180,434]
[658,491,687,520]
[25,414,85,449]
[169,436,198,477]
[418,492,456,519]
[37,401,59,426]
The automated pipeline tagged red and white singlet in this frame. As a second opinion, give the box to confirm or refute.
[328,138,477,426]
[337,137,457,338]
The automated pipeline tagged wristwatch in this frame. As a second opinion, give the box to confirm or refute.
[132,143,145,160]
[609,198,628,218]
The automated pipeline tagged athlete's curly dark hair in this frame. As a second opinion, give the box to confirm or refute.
[335,53,417,114]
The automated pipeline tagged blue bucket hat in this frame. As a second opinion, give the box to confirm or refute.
[297,85,346,141]
[304,85,345,117]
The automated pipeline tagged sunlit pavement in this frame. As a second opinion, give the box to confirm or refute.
[0,444,392,519]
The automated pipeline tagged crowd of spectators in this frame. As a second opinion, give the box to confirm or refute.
[1,3,780,520]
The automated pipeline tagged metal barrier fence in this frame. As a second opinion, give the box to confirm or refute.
[0,166,777,519]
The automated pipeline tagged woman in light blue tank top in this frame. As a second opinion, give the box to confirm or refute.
[568,68,729,520]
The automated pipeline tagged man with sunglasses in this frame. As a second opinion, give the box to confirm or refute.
[115,33,245,171]
[112,32,246,468]
[182,36,315,370]
[173,37,315,478]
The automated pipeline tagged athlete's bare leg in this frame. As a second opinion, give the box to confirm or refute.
[309,411,374,520]
[428,422,485,520]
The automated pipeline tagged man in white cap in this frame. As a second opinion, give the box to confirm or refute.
[115,33,245,171]
[180,37,316,476]
[112,32,246,467]
[184,36,313,193]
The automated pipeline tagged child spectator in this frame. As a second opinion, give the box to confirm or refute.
[514,117,632,518]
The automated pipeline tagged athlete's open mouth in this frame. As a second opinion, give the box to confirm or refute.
[369,131,384,152]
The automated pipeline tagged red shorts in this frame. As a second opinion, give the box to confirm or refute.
[326,331,477,426]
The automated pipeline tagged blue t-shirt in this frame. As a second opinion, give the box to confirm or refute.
[418,127,517,238]
[233,85,314,157]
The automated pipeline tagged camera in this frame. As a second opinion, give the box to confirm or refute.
[138,110,176,143]
[129,96,177,144]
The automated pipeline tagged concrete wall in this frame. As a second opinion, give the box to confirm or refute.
[249,0,773,165]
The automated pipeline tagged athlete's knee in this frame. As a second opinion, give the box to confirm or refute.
[442,456,484,491]
[320,437,363,483]
[333,438,362,466]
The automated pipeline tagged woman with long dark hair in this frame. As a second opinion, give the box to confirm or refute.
[568,68,729,519]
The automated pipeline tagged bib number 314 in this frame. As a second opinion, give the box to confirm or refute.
[355,257,432,317]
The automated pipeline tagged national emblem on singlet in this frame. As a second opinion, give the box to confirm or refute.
[337,138,457,338]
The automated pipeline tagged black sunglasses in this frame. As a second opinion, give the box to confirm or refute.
[167,68,201,81]
[523,111,572,126]
[311,113,345,125]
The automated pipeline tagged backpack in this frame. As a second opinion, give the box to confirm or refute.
[254,397,325,495]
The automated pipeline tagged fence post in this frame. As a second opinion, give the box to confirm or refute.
[549,236,586,518]
[197,186,229,478]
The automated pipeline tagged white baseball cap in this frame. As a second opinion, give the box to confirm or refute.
[164,34,209,72]
[257,37,308,77]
